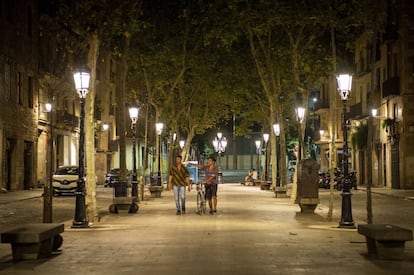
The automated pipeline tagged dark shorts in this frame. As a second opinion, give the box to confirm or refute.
[205,184,217,200]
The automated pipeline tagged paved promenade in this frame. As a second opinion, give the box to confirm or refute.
[1,182,414,275]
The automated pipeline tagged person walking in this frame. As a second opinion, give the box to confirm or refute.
[168,155,191,215]
[193,156,218,214]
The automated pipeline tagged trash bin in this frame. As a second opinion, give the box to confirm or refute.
[217,168,223,184]
[295,159,319,213]
[109,180,138,214]
[114,181,128,197]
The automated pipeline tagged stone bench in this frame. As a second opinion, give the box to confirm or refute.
[1,223,64,260]
[298,198,320,213]
[148,185,163,197]
[358,224,413,260]
[274,186,288,198]
[254,180,271,190]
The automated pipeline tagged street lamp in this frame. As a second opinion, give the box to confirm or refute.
[213,132,228,166]
[129,107,140,201]
[336,73,355,228]
[263,133,269,181]
[43,102,53,223]
[273,124,281,187]
[179,140,185,150]
[296,107,305,161]
[102,123,109,131]
[156,122,164,186]
[72,67,90,228]
[255,140,261,177]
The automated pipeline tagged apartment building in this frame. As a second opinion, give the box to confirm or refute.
[0,0,39,190]
[316,0,414,190]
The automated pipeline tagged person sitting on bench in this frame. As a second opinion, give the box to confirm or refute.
[243,169,257,185]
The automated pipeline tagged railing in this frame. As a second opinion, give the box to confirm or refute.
[348,102,363,119]
[55,110,79,128]
[314,100,329,111]
[382,77,400,98]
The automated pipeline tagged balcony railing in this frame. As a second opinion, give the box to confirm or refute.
[314,100,329,111]
[382,77,400,98]
[108,140,119,152]
[56,110,79,128]
[348,102,363,119]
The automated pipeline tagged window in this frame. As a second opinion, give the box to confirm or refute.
[17,72,23,105]
[393,103,398,120]
[359,50,364,72]
[5,63,11,102]
[28,76,33,108]
[109,90,115,115]
[366,43,372,65]
[393,53,398,77]
[375,68,381,90]
[27,7,33,38]
[6,0,13,23]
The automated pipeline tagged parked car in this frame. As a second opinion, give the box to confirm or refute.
[104,168,131,187]
[104,168,120,187]
[287,160,297,171]
[52,165,79,196]
[287,160,297,183]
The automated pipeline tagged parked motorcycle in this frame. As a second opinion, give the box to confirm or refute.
[334,170,357,191]
[318,168,357,190]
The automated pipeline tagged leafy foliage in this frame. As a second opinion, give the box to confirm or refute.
[351,124,368,150]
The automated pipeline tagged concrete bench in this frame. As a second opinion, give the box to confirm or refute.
[358,224,413,260]
[1,223,64,260]
[274,186,288,198]
[148,185,163,197]
[252,180,271,190]
[259,181,272,190]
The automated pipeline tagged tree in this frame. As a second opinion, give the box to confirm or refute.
[56,0,142,222]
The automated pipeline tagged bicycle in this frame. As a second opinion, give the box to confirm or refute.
[196,182,206,215]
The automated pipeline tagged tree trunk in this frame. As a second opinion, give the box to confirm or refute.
[327,27,337,221]
[366,34,377,224]
[85,34,100,223]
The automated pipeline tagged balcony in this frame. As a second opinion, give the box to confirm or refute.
[108,140,119,152]
[56,110,79,129]
[348,102,363,120]
[382,77,400,98]
[314,100,329,112]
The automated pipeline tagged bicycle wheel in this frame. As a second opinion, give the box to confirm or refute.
[197,192,203,215]
[200,192,206,215]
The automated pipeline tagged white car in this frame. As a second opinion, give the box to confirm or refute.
[52,166,79,196]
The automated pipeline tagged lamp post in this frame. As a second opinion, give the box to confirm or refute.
[336,73,355,228]
[156,122,164,186]
[263,133,269,181]
[273,124,281,187]
[129,107,140,201]
[295,107,305,161]
[43,102,53,223]
[72,67,90,228]
[179,140,185,150]
[255,140,261,177]
[102,123,109,131]
[213,132,228,166]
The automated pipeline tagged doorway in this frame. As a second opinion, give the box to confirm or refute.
[24,141,34,190]
[5,139,16,190]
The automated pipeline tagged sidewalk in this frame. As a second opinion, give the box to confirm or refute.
[359,186,414,200]
[1,184,414,275]
[0,188,44,204]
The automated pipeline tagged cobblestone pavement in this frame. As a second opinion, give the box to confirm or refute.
[1,177,414,275]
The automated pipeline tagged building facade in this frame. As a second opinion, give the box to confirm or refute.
[0,0,39,190]
[315,0,414,190]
